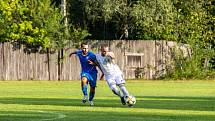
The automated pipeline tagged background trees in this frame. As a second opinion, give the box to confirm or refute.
[0,0,88,49]
[1,0,214,79]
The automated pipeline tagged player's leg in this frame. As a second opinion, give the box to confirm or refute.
[115,75,130,105]
[106,77,122,97]
[81,76,88,103]
[89,86,95,101]
[110,83,127,105]
[89,86,95,106]
[106,77,125,105]
[118,84,129,97]
[109,84,123,97]
[88,73,97,106]
[115,75,129,97]
[110,83,126,105]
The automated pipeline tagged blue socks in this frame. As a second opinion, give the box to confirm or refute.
[82,85,95,101]
[82,84,88,96]
[89,92,95,101]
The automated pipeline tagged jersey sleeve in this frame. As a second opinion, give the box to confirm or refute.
[89,52,97,62]
[75,50,82,56]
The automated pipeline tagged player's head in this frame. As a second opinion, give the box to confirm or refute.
[81,42,89,55]
[101,44,109,57]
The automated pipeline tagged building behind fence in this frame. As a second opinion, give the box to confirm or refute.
[0,40,188,81]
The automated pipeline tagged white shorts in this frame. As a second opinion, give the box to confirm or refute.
[105,74,125,87]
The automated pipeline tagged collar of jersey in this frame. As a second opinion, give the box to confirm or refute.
[82,51,89,56]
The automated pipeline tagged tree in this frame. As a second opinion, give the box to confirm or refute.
[165,0,215,79]
[0,0,90,49]
[79,0,139,40]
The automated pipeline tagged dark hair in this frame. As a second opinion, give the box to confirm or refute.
[81,42,88,47]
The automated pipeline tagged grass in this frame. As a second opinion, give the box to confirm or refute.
[0,80,215,121]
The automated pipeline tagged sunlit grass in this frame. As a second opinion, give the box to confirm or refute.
[0,80,215,121]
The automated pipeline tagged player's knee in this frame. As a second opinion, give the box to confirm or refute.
[82,77,88,84]
[109,84,118,94]
[118,83,125,87]
[109,84,116,90]
[90,87,95,93]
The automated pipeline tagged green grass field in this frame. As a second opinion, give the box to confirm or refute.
[0,80,215,121]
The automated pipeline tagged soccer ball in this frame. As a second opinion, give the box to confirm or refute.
[125,95,136,107]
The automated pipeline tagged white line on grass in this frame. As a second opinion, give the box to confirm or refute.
[0,110,66,121]
[36,110,66,121]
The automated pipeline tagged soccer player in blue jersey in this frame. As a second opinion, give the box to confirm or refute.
[69,43,98,106]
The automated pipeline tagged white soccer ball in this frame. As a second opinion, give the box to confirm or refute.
[125,95,136,107]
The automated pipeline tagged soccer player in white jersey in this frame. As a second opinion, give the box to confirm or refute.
[95,45,130,105]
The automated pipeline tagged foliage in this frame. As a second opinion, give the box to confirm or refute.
[70,27,91,48]
[76,0,215,79]
[1,0,47,47]
[78,0,141,40]
[131,0,177,40]
[0,0,90,49]
[1,0,215,79]
[164,0,215,79]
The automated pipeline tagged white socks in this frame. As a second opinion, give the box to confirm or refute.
[110,84,123,97]
[119,84,129,97]
[110,84,129,97]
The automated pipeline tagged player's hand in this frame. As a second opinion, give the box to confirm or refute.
[107,52,115,59]
[88,60,95,65]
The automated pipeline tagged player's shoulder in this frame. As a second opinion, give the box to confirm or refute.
[76,49,82,54]
[88,51,96,57]
[88,51,94,54]
[95,53,102,58]
[95,53,100,56]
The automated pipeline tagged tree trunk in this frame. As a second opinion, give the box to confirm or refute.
[61,0,68,27]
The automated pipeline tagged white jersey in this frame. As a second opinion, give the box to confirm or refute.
[96,54,122,77]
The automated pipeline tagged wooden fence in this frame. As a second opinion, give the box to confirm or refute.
[0,40,187,80]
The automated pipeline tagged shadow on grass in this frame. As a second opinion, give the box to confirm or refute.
[137,96,215,111]
[0,97,127,108]
[0,109,215,121]
[0,96,214,111]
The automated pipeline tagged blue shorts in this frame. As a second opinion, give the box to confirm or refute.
[81,72,97,88]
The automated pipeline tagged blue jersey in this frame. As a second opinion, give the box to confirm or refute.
[76,50,98,74]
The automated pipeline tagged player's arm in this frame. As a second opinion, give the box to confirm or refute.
[88,58,104,80]
[88,53,100,66]
[107,52,116,64]
[94,60,102,70]
[69,51,77,57]
[88,59,101,69]
[94,60,105,80]
[88,54,98,66]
